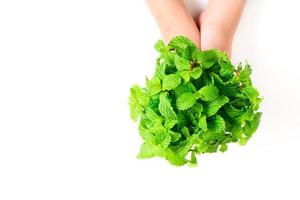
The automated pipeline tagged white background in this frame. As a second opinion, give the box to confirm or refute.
[0,0,299,199]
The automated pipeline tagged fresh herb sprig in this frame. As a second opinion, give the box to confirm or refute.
[129,36,262,166]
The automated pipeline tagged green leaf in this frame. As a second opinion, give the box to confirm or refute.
[219,144,228,152]
[168,36,197,53]
[242,85,262,110]
[219,62,234,78]
[208,115,225,133]
[174,83,196,97]
[188,151,197,167]
[154,40,167,53]
[144,107,162,122]
[168,130,181,142]
[176,71,190,83]
[165,148,187,166]
[218,51,231,63]
[243,112,262,137]
[177,134,198,157]
[148,94,160,112]
[201,130,226,144]
[146,76,161,96]
[138,124,156,144]
[218,83,240,97]
[243,85,259,97]
[130,103,142,122]
[155,131,172,149]
[137,143,160,159]
[139,118,164,136]
[243,86,259,100]
[162,74,181,91]
[187,112,197,126]
[224,104,245,118]
[158,92,177,121]
[176,92,197,110]
[174,55,190,71]
[129,85,149,121]
[181,126,190,138]
[161,52,176,66]
[177,111,188,128]
[198,50,220,69]
[211,73,225,85]
[198,115,207,131]
[237,63,252,84]
[155,59,166,80]
[195,85,219,101]
[231,122,243,140]
[190,102,203,116]
[164,119,178,130]
[206,96,229,117]
[190,67,202,79]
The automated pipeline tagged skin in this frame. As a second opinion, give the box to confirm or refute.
[145,0,200,48]
[146,0,245,57]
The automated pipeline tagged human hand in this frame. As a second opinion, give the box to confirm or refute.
[199,0,245,57]
[146,0,245,58]
[145,0,200,48]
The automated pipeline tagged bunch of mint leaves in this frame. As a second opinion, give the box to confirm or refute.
[129,36,262,167]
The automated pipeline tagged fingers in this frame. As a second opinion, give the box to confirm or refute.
[146,0,200,48]
[200,21,233,57]
[199,0,245,56]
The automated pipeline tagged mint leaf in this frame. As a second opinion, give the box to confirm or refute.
[237,63,252,84]
[162,74,181,91]
[137,143,159,159]
[165,148,187,166]
[146,76,161,96]
[155,131,172,149]
[181,126,190,138]
[158,92,177,121]
[224,104,245,118]
[155,59,166,80]
[220,144,228,152]
[174,82,196,97]
[198,115,207,131]
[208,115,225,133]
[176,92,197,110]
[198,50,219,69]
[155,40,167,53]
[174,55,190,71]
[242,112,262,144]
[168,130,181,142]
[196,85,219,101]
[129,85,148,121]
[190,67,202,79]
[188,151,197,167]
[219,62,234,78]
[206,96,229,117]
[168,36,197,52]
[176,71,190,83]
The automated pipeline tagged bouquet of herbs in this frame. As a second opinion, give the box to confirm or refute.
[129,36,262,166]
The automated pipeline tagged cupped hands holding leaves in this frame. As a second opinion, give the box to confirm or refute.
[146,0,245,57]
